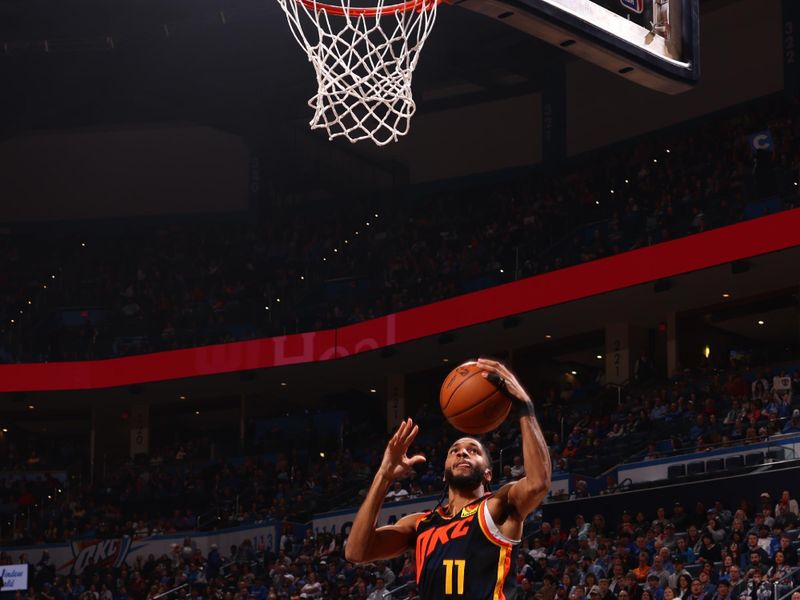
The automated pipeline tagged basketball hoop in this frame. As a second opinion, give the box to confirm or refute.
[276,0,441,146]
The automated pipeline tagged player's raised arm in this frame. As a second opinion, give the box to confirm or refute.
[344,418,427,563]
[476,358,552,520]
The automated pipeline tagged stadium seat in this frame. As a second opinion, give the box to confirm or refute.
[687,461,705,476]
[745,453,764,466]
[706,458,724,473]
[725,456,744,470]
[667,464,686,479]
[767,448,786,461]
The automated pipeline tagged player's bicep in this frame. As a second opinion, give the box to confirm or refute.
[492,480,546,521]
[361,512,422,561]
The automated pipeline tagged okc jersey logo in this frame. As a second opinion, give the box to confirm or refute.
[416,515,474,566]
[58,537,134,575]
[620,0,644,13]
[460,505,479,518]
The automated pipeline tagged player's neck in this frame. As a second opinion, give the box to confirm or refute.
[444,486,485,516]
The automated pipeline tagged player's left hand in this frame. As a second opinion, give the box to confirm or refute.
[476,358,532,405]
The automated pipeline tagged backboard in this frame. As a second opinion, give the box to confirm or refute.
[455,0,700,93]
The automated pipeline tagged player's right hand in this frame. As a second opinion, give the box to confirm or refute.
[378,418,426,482]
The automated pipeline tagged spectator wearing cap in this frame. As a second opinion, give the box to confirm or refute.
[589,585,603,600]
[671,503,689,532]
[668,558,690,590]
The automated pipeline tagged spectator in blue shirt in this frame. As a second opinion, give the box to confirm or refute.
[782,410,800,433]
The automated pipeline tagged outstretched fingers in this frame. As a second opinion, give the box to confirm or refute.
[399,421,419,452]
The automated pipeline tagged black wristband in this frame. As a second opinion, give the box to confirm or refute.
[516,401,535,420]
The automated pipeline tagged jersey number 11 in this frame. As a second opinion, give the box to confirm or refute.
[442,559,466,595]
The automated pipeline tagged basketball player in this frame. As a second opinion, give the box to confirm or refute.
[345,358,552,599]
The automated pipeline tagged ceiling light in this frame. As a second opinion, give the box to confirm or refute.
[319,452,325,458]
[758,320,765,326]
[280,382,287,387]
[570,370,577,375]
[545,334,552,339]
[370,388,377,393]
[596,355,603,360]
[442,358,449,363]
[1,428,7,433]
[722,293,730,298]
[27,405,34,410]
[195,410,200,415]
[179,395,186,400]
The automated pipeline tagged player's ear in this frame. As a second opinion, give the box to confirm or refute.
[484,467,492,483]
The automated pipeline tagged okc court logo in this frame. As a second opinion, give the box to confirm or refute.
[620,0,644,13]
[58,537,136,575]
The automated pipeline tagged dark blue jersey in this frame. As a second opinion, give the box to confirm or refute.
[414,494,519,600]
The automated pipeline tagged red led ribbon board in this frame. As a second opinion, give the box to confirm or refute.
[2,208,799,392]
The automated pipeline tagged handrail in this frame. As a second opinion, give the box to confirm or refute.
[622,432,797,464]
[152,583,189,600]
[385,581,411,598]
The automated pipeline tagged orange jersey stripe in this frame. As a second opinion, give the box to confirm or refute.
[476,499,513,548]
[492,544,513,600]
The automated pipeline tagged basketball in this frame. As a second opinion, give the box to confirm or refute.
[439,361,512,434]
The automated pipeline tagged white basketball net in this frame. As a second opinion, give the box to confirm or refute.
[276,0,439,146]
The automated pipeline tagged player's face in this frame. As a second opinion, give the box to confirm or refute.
[444,438,491,491]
